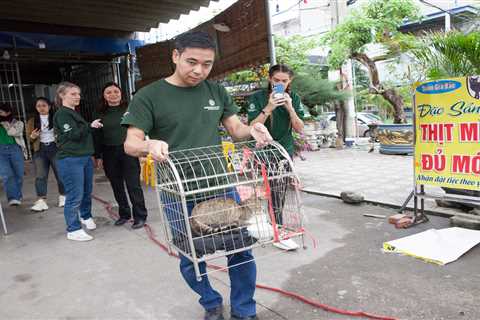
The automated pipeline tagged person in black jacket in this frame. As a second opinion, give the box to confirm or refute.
[53,81,97,241]
[93,82,147,229]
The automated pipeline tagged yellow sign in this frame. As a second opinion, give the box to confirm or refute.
[414,76,480,191]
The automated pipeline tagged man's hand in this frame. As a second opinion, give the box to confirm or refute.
[250,123,273,147]
[147,139,169,161]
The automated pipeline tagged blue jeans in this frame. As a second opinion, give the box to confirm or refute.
[56,156,93,232]
[163,190,257,317]
[0,144,24,201]
[33,143,64,197]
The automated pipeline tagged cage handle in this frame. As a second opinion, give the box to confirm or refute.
[261,163,280,243]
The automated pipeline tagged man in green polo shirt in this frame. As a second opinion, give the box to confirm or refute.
[121,31,271,320]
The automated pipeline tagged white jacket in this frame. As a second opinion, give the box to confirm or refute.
[1,119,27,159]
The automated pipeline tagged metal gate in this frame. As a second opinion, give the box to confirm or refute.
[68,62,119,122]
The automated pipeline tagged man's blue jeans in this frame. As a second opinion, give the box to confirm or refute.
[162,191,257,318]
[0,144,24,201]
[56,156,93,232]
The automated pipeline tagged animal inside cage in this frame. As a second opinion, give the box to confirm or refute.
[155,141,304,280]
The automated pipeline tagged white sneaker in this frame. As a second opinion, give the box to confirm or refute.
[67,229,93,241]
[31,199,49,212]
[80,218,97,230]
[58,195,66,208]
[273,238,299,251]
[8,199,21,206]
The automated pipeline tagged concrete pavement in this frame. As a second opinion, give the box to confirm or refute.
[1,152,479,320]
[294,147,469,217]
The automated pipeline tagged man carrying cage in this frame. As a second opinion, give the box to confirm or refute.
[122,31,272,320]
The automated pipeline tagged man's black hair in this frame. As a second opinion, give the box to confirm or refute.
[174,31,216,54]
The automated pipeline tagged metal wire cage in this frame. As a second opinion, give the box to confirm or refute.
[155,141,304,280]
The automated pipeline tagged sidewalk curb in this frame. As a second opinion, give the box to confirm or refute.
[301,188,455,218]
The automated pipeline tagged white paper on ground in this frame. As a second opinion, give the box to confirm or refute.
[383,227,480,265]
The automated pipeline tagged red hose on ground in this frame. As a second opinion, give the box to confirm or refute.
[92,195,398,320]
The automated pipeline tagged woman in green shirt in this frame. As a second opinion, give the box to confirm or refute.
[247,64,305,251]
[54,82,96,242]
[93,82,147,229]
[0,103,25,206]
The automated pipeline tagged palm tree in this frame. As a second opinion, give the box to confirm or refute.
[413,31,480,79]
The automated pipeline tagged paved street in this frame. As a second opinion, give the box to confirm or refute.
[1,150,479,320]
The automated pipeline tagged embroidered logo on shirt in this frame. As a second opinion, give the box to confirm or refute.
[63,124,72,132]
[248,103,256,112]
[204,99,220,111]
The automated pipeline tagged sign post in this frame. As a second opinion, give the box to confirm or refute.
[411,76,480,221]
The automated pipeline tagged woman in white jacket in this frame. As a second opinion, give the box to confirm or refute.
[0,103,26,205]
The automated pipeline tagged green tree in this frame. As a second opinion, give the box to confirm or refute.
[322,0,420,123]
[412,31,480,79]
[276,36,347,110]
[274,35,319,72]
[226,35,346,112]
[291,70,348,111]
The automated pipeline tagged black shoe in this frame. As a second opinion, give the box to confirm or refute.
[231,315,258,320]
[131,219,146,229]
[114,218,129,226]
[204,306,224,320]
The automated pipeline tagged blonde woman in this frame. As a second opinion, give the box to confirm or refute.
[53,82,96,241]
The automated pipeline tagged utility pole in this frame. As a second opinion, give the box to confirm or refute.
[330,0,356,139]
[265,0,276,65]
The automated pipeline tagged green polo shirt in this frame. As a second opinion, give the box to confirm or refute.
[95,106,128,146]
[247,89,305,156]
[92,106,128,158]
[0,125,15,145]
[121,79,238,150]
[121,79,239,195]
[53,106,94,159]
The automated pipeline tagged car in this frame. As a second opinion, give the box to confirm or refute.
[321,112,382,137]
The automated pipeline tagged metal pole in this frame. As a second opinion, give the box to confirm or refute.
[419,0,452,32]
[351,59,359,142]
[14,62,31,159]
[112,63,118,84]
[0,201,7,234]
[126,43,134,100]
[264,0,276,65]
[445,12,451,32]
[13,36,31,159]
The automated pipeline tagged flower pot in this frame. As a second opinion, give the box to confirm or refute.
[377,124,413,155]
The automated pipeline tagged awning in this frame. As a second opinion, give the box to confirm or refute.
[136,0,270,87]
[0,0,218,36]
[0,32,144,55]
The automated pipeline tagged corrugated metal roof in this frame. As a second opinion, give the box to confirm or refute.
[0,0,217,33]
[136,0,269,87]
